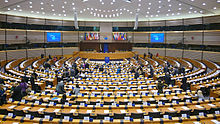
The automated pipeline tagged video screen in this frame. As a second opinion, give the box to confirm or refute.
[151,33,164,43]
[113,33,127,41]
[47,32,61,42]
[85,33,99,40]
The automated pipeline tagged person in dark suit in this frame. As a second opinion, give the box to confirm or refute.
[60,94,67,104]
[157,80,168,94]
[85,63,89,69]
[181,75,189,91]
[30,74,36,91]
[99,66,104,72]
[164,65,169,73]
[149,66,154,78]
[0,78,5,85]
[12,85,22,101]
[164,72,171,85]
[44,62,51,69]
[143,53,146,59]
[0,85,6,105]
[134,71,139,79]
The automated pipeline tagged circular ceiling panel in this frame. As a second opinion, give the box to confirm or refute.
[0,0,220,21]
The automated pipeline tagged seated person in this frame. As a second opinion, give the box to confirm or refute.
[156,80,168,94]
[0,84,6,105]
[0,78,5,85]
[164,72,171,85]
[12,85,22,101]
[60,94,67,104]
[116,67,121,74]
[181,75,190,91]
[56,81,66,94]
[197,90,205,99]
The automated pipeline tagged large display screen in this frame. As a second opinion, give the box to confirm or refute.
[151,33,164,43]
[113,33,127,41]
[85,33,99,40]
[47,32,61,42]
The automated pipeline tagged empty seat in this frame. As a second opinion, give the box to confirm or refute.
[76,101,86,105]
[104,101,114,105]
[132,101,143,105]
[148,112,161,118]
[113,113,126,119]
[27,111,41,118]
[0,109,8,115]
[164,111,178,117]
[209,108,220,114]
[192,109,207,116]
[131,113,144,119]
[44,112,57,118]
[97,114,109,119]
[13,109,24,116]
[60,113,73,119]
[180,110,191,116]
[89,101,99,105]
[119,101,129,105]
[78,113,90,119]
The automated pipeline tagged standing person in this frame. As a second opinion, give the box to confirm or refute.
[56,81,66,94]
[19,78,28,96]
[149,66,154,78]
[72,84,80,95]
[134,71,139,79]
[143,53,146,59]
[30,73,36,91]
[156,53,159,57]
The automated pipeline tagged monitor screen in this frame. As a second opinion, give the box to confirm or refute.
[113,33,127,41]
[151,33,164,43]
[85,33,99,40]
[47,32,61,42]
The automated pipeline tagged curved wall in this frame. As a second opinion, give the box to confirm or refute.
[0,14,220,62]
[133,47,220,62]
[0,47,219,63]
[0,47,79,60]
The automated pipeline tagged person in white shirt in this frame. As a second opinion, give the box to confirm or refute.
[73,84,80,95]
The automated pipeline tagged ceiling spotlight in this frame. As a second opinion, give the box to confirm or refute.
[124,0,132,3]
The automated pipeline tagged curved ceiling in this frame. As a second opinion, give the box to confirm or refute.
[0,0,220,22]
